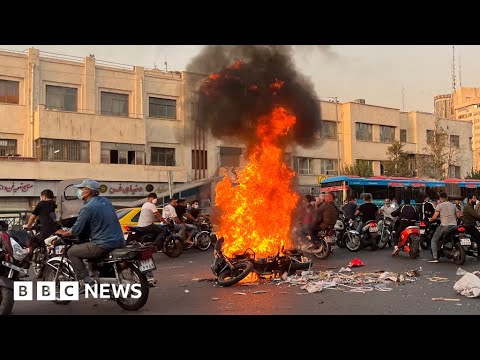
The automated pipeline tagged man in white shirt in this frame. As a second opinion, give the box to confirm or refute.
[137,193,167,250]
[162,197,190,245]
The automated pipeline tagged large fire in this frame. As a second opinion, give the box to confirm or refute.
[215,106,300,258]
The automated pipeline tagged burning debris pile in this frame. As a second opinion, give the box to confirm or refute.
[274,267,423,294]
[191,45,322,259]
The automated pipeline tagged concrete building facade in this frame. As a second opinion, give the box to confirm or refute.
[0,48,473,209]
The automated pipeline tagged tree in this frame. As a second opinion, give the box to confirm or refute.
[418,118,461,180]
[382,141,411,177]
[340,161,373,177]
[466,168,480,179]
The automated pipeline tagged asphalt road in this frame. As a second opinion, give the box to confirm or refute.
[12,244,480,315]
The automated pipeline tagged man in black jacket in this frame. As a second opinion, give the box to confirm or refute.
[391,198,418,248]
[463,194,480,261]
[419,195,435,222]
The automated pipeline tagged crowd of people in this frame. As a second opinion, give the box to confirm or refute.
[295,191,480,262]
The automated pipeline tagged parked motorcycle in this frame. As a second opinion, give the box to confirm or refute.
[0,221,41,315]
[346,220,379,252]
[433,225,468,265]
[43,233,155,311]
[391,225,420,259]
[419,220,440,250]
[377,216,395,249]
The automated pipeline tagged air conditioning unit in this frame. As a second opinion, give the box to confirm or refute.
[353,99,366,104]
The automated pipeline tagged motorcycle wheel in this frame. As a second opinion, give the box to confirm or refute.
[409,235,420,259]
[115,263,149,311]
[452,242,467,265]
[43,259,76,305]
[420,236,430,250]
[313,239,332,260]
[377,231,390,249]
[217,261,253,287]
[345,233,362,252]
[195,231,212,251]
[336,231,346,248]
[163,236,183,258]
[0,286,14,315]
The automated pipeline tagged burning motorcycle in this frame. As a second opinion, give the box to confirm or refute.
[211,237,311,287]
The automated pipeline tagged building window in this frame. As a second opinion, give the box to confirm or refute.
[320,159,337,175]
[321,120,337,139]
[0,139,17,156]
[46,85,77,111]
[151,147,175,166]
[355,123,372,141]
[356,159,373,171]
[101,92,128,116]
[294,157,313,175]
[192,150,207,169]
[149,97,176,119]
[400,129,407,143]
[426,130,435,145]
[220,146,243,167]
[36,139,89,162]
[449,165,461,179]
[100,143,144,165]
[0,80,19,104]
[380,126,395,143]
[450,135,460,148]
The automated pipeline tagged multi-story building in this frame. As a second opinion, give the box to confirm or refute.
[294,99,473,193]
[434,94,454,120]
[0,48,473,209]
[450,87,480,169]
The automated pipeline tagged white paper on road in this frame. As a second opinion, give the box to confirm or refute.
[454,272,480,298]
[456,267,467,276]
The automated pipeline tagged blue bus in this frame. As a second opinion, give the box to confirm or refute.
[320,176,446,207]
[444,178,480,200]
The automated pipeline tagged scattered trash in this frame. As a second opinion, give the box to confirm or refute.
[281,272,288,281]
[192,278,216,282]
[301,281,323,293]
[428,277,449,283]
[454,272,480,298]
[348,258,365,268]
[338,267,352,273]
[456,268,467,276]
[184,289,190,294]
[254,290,267,294]
[234,292,247,296]
[301,270,314,276]
[432,297,460,301]
[211,297,220,301]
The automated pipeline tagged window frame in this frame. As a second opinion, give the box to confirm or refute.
[149,97,177,119]
[0,79,19,104]
[100,91,129,117]
[150,147,176,166]
[379,125,395,143]
[355,122,373,141]
[45,85,78,112]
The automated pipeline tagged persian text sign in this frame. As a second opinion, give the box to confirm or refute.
[0,181,35,196]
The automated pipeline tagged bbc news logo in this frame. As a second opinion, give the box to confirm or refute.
[14,281,142,301]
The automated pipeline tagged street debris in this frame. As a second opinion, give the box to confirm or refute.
[454,272,480,298]
[428,277,449,283]
[253,290,267,294]
[274,266,421,294]
[338,267,352,273]
[432,298,460,302]
[456,268,467,276]
[348,258,365,268]
[192,277,216,282]
[211,297,220,301]
[233,292,247,296]
[184,289,190,294]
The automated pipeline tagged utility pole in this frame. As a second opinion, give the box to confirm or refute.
[334,97,340,176]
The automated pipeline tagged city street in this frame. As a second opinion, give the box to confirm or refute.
[12,244,480,315]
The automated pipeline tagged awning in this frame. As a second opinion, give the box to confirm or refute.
[111,177,215,208]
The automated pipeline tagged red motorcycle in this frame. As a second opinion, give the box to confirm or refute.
[391,224,420,259]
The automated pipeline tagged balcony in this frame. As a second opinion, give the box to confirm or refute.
[33,105,146,143]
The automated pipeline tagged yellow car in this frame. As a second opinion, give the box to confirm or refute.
[116,207,163,234]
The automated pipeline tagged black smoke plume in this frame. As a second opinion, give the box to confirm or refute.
[187,45,322,148]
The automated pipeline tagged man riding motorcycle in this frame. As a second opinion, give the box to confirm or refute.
[462,194,480,261]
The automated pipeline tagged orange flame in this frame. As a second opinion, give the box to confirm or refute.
[215,106,299,258]
[209,73,220,80]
